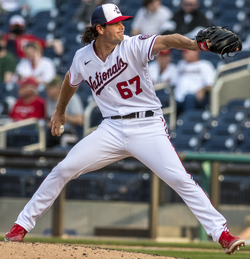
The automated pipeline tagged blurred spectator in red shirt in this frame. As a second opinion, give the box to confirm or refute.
[9,77,45,120]
[5,15,63,59]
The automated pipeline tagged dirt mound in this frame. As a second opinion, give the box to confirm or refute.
[0,241,184,259]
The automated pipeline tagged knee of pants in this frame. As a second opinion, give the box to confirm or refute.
[163,171,196,190]
[53,160,84,181]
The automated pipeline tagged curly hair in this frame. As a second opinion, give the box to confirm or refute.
[81,24,106,44]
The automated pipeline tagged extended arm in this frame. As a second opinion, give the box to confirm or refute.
[50,71,78,136]
[152,34,201,55]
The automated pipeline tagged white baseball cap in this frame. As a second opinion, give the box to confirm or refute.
[9,15,26,26]
[91,4,133,25]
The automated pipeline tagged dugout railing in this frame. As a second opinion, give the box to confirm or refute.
[211,57,250,117]
[0,118,46,151]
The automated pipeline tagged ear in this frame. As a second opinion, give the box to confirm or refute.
[96,24,105,35]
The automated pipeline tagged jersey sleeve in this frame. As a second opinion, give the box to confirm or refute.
[68,51,84,87]
[126,35,158,67]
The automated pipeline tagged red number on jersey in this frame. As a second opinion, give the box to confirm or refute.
[116,75,142,99]
[116,81,133,99]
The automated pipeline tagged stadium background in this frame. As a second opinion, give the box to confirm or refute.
[0,0,250,241]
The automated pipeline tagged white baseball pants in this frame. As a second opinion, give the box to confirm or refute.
[16,114,226,242]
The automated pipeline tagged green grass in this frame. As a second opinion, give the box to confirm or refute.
[1,236,249,259]
[119,249,250,259]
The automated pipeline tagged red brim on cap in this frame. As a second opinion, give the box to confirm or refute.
[106,16,133,24]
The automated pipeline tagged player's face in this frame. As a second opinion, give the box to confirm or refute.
[103,22,125,44]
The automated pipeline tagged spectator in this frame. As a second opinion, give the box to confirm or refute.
[74,0,115,27]
[0,33,17,83]
[9,77,45,120]
[162,0,209,39]
[173,49,215,116]
[148,49,177,85]
[5,15,64,59]
[45,75,84,147]
[131,0,173,36]
[16,42,56,86]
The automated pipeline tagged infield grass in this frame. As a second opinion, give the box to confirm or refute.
[1,236,249,259]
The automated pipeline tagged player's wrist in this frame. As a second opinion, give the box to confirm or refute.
[197,41,210,52]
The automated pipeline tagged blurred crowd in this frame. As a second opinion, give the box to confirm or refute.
[0,0,249,149]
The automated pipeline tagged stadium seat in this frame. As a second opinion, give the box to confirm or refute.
[170,135,201,152]
[176,110,212,126]
[7,125,40,148]
[90,106,103,127]
[199,51,222,68]
[34,10,53,21]
[200,135,236,152]
[175,121,207,138]
[215,110,247,126]
[207,123,240,137]
[226,99,250,111]
[236,126,250,145]
[76,81,92,108]
[155,89,169,107]
[236,142,250,153]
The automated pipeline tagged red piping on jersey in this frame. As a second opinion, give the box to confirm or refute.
[148,35,158,61]
[68,67,84,87]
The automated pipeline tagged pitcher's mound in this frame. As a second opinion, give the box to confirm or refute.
[0,241,184,259]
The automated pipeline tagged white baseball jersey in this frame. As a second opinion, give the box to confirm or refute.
[69,35,162,118]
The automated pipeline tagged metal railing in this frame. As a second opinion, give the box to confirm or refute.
[0,118,46,151]
[211,57,250,117]
[84,82,176,137]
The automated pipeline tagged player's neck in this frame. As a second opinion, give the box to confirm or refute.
[94,40,116,62]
